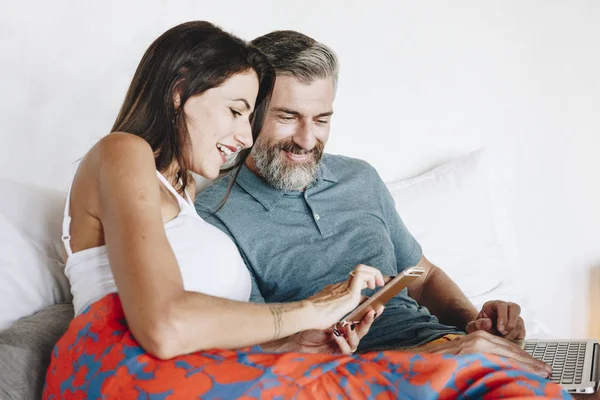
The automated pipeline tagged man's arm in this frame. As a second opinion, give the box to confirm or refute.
[375,168,525,338]
[372,168,476,330]
[407,255,477,331]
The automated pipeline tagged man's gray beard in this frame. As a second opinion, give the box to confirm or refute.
[251,140,322,192]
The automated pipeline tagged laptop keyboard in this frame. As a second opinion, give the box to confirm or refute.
[524,342,587,385]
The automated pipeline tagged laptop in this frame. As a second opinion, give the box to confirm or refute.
[517,339,600,394]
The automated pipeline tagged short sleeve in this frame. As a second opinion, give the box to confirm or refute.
[374,174,423,271]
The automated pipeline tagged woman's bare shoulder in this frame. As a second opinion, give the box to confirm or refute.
[67,133,157,254]
[92,132,153,161]
[75,133,155,187]
[73,133,157,213]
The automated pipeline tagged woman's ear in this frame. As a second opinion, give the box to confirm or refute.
[172,78,185,110]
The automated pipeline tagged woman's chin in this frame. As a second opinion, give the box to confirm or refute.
[196,165,221,180]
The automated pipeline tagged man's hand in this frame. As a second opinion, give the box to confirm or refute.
[466,300,526,340]
[417,330,551,378]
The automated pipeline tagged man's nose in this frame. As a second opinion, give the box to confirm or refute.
[293,120,317,151]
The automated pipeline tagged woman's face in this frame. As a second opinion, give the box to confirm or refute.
[180,70,259,179]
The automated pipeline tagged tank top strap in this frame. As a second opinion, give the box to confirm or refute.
[156,171,193,207]
[63,172,193,259]
[62,180,74,257]
[183,188,194,205]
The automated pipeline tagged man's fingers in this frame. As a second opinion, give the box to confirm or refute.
[466,318,493,334]
[493,302,509,334]
[516,318,526,340]
[465,320,477,334]
[469,338,549,377]
[502,317,526,341]
[513,354,551,377]
[505,303,521,333]
[432,332,549,377]
[502,350,550,377]
[481,335,550,376]
[507,318,526,341]
[478,301,526,339]
[477,318,493,331]
[503,326,520,341]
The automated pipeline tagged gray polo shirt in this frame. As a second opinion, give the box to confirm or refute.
[195,154,461,351]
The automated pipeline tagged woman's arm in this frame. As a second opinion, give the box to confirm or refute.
[92,133,375,359]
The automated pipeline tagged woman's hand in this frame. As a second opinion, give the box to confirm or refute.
[267,307,384,355]
[304,307,384,354]
[259,264,385,354]
[332,308,383,354]
[308,264,385,331]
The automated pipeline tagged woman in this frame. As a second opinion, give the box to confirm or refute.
[44,21,567,399]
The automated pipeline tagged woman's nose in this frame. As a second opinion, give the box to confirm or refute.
[236,120,254,149]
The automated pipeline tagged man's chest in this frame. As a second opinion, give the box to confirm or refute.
[233,205,399,302]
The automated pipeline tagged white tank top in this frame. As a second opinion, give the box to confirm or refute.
[62,171,251,316]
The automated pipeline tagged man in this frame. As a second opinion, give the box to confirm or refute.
[195,30,550,378]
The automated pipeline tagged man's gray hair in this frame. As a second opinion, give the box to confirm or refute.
[250,31,339,90]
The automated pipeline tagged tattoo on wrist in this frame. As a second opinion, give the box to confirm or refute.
[269,305,284,340]
[267,302,303,341]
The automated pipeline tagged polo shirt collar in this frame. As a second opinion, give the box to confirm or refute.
[317,162,338,184]
[236,159,338,211]
[236,165,284,211]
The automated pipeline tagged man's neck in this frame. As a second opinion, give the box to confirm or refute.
[245,156,260,177]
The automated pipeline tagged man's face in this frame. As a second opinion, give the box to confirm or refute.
[248,75,335,191]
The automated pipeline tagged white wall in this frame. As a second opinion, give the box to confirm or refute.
[1,0,598,338]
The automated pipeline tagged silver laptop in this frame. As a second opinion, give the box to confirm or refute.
[518,339,599,394]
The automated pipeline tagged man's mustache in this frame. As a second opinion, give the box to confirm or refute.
[277,141,320,156]
[278,142,311,155]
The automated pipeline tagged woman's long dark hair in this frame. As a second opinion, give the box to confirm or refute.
[111,21,274,198]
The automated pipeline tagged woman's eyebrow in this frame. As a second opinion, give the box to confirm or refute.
[230,98,251,111]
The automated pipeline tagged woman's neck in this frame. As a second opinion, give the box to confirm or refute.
[160,162,183,190]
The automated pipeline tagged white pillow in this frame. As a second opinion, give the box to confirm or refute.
[0,179,71,331]
[386,149,551,338]
[388,149,505,297]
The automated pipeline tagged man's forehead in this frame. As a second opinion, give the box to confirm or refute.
[269,75,334,116]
